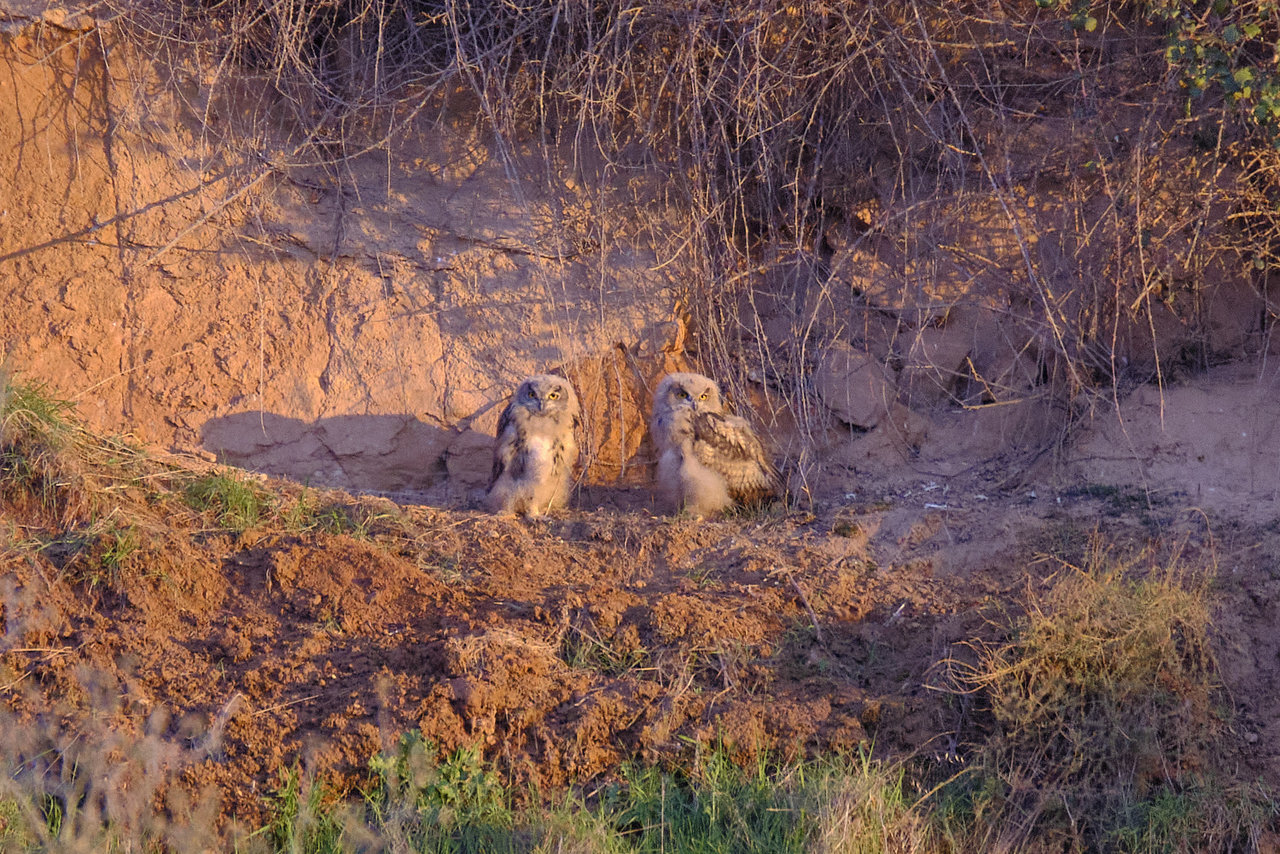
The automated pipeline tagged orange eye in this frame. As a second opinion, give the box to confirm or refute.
[699,392,708,401]
[547,391,560,400]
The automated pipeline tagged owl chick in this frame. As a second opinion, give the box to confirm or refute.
[486,374,581,516]
[650,372,780,517]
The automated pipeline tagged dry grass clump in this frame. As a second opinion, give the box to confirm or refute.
[2,373,188,579]
[805,755,934,854]
[1,370,368,534]
[949,543,1271,852]
[0,704,229,852]
[2,373,209,526]
[1,373,372,611]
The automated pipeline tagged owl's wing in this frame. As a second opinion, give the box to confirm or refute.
[691,411,781,504]
[570,410,585,471]
[490,401,521,486]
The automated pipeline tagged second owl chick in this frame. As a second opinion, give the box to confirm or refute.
[650,372,780,517]
[486,374,580,516]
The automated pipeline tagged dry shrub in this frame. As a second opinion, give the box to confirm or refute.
[0,694,228,851]
[952,542,1267,851]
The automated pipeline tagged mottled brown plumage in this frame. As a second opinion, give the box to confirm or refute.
[486,375,580,516]
[650,372,780,517]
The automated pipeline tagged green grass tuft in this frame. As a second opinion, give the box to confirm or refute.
[345,732,932,853]
[1,375,74,449]
[1,374,84,522]
[279,490,375,538]
[185,471,271,531]
[561,624,650,678]
[264,764,348,853]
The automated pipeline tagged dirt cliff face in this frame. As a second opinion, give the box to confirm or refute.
[0,7,685,504]
[2,3,1277,515]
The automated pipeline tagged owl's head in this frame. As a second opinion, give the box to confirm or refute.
[514,374,579,416]
[655,372,723,415]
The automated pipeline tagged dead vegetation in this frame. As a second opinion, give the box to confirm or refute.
[941,541,1272,851]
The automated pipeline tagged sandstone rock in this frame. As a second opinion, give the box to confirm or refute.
[823,400,930,470]
[202,412,309,454]
[945,307,1039,405]
[445,429,497,489]
[813,342,894,429]
[201,412,452,493]
[968,348,1041,404]
[1203,273,1264,356]
[883,402,931,453]
[899,322,974,408]
[0,1,96,34]
[915,398,1054,474]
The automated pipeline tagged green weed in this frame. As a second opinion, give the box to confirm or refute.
[364,732,516,851]
[369,732,506,824]
[99,524,140,573]
[561,624,650,678]
[29,521,150,592]
[185,471,270,531]
[264,764,348,853]
[1,375,162,528]
[280,491,372,537]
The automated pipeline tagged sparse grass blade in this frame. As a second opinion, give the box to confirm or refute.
[1,375,73,449]
[279,489,376,538]
[265,765,349,854]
